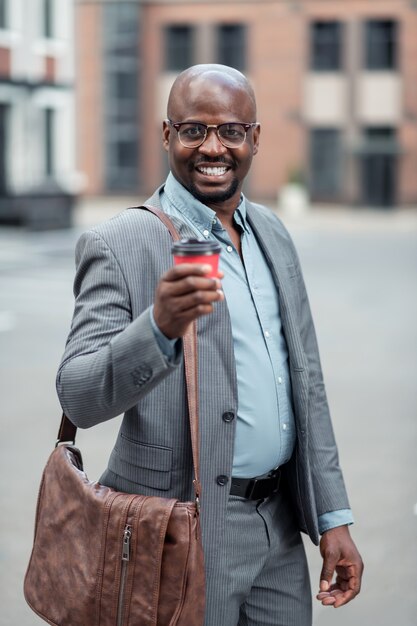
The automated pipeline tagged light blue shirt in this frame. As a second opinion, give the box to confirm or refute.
[151,173,353,533]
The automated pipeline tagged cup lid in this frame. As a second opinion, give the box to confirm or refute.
[172,238,221,255]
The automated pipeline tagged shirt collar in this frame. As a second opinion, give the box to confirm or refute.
[234,202,250,233]
[163,172,249,236]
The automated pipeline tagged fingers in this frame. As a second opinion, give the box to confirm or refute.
[154,263,224,338]
[162,270,223,298]
[333,566,362,607]
[319,549,339,593]
[316,588,342,606]
[316,587,356,608]
[170,291,221,314]
[317,564,363,608]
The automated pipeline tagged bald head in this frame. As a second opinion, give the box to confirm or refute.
[167,64,257,120]
[162,63,260,212]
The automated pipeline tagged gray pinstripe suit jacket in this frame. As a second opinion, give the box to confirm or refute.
[57,187,350,550]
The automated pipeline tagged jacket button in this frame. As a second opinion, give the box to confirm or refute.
[222,411,235,423]
[131,365,153,388]
[216,475,229,486]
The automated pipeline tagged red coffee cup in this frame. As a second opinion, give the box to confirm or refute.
[172,239,221,278]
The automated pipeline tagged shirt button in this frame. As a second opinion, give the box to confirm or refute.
[264,330,270,338]
[203,229,209,238]
[278,377,282,384]
[216,475,229,486]
[212,218,217,225]
[222,411,235,423]
[226,245,233,253]
[282,423,287,431]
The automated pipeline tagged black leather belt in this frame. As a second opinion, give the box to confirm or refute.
[230,468,281,500]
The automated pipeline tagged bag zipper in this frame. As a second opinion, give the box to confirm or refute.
[116,524,132,626]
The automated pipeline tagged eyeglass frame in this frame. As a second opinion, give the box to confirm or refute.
[166,119,259,149]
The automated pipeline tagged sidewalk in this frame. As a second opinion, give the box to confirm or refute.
[74,196,417,233]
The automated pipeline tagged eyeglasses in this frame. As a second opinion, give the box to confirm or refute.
[167,119,258,149]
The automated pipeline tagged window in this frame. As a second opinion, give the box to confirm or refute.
[43,0,53,38]
[164,25,194,71]
[44,108,54,176]
[365,20,397,70]
[116,140,137,169]
[361,127,397,206]
[310,129,342,198]
[217,24,246,71]
[365,126,396,144]
[310,21,343,71]
[0,0,7,30]
[115,71,137,101]
[103,3,139,190]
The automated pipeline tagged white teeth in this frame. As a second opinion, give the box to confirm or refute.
[198,166,227,176]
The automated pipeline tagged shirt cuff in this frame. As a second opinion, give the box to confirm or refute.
[149,306,181,362]
[318,509,354,535]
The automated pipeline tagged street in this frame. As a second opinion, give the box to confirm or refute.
[1,204,416,625]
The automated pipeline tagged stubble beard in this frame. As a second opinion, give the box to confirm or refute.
[187,176,240,206]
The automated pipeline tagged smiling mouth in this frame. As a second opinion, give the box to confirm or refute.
[196,165,229,177]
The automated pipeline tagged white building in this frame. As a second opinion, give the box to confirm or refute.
[0,0,79,227]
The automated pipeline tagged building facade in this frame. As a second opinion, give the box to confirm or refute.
[76,0,417,208]
[0,0,78,226]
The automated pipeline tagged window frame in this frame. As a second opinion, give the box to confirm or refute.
[364,19,398,71]
[102,2,140,191]
[310,20,343,72]
[309,127,343,200]
[164,24,194,72]
[217,23,247,72]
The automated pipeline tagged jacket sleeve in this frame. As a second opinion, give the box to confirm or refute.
[56,229,181,428]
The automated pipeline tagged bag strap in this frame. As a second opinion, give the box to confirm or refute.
[57,204,202,507]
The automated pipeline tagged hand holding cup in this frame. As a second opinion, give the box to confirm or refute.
[153,239,223,339]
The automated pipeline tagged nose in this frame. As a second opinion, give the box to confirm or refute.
[198,127,227,156]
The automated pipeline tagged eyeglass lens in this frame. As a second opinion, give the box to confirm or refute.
[177,123,247,148]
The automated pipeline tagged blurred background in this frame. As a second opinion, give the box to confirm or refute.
[0,0,417,223]
[0,0,416,624]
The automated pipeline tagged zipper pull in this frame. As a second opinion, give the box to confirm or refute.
[122,525,131,562]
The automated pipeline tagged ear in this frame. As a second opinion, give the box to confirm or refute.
[162,120,170,152]
[252,124,260,156]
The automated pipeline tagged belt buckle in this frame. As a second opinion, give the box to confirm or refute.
[245,476,271,500]
[246,470,281,500]
[245,478,259,499]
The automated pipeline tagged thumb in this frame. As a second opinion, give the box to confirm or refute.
[320,550,339,591]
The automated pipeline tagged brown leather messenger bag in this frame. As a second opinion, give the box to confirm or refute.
[24,206,205,626]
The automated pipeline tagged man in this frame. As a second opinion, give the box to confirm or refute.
[57,64,363,625]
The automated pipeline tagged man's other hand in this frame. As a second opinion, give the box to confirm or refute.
[317,525,364,608]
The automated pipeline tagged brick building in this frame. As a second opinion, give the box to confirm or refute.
[0,0,79,226]
[76,0,417,208]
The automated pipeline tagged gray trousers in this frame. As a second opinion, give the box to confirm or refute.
[203,491,312,626]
